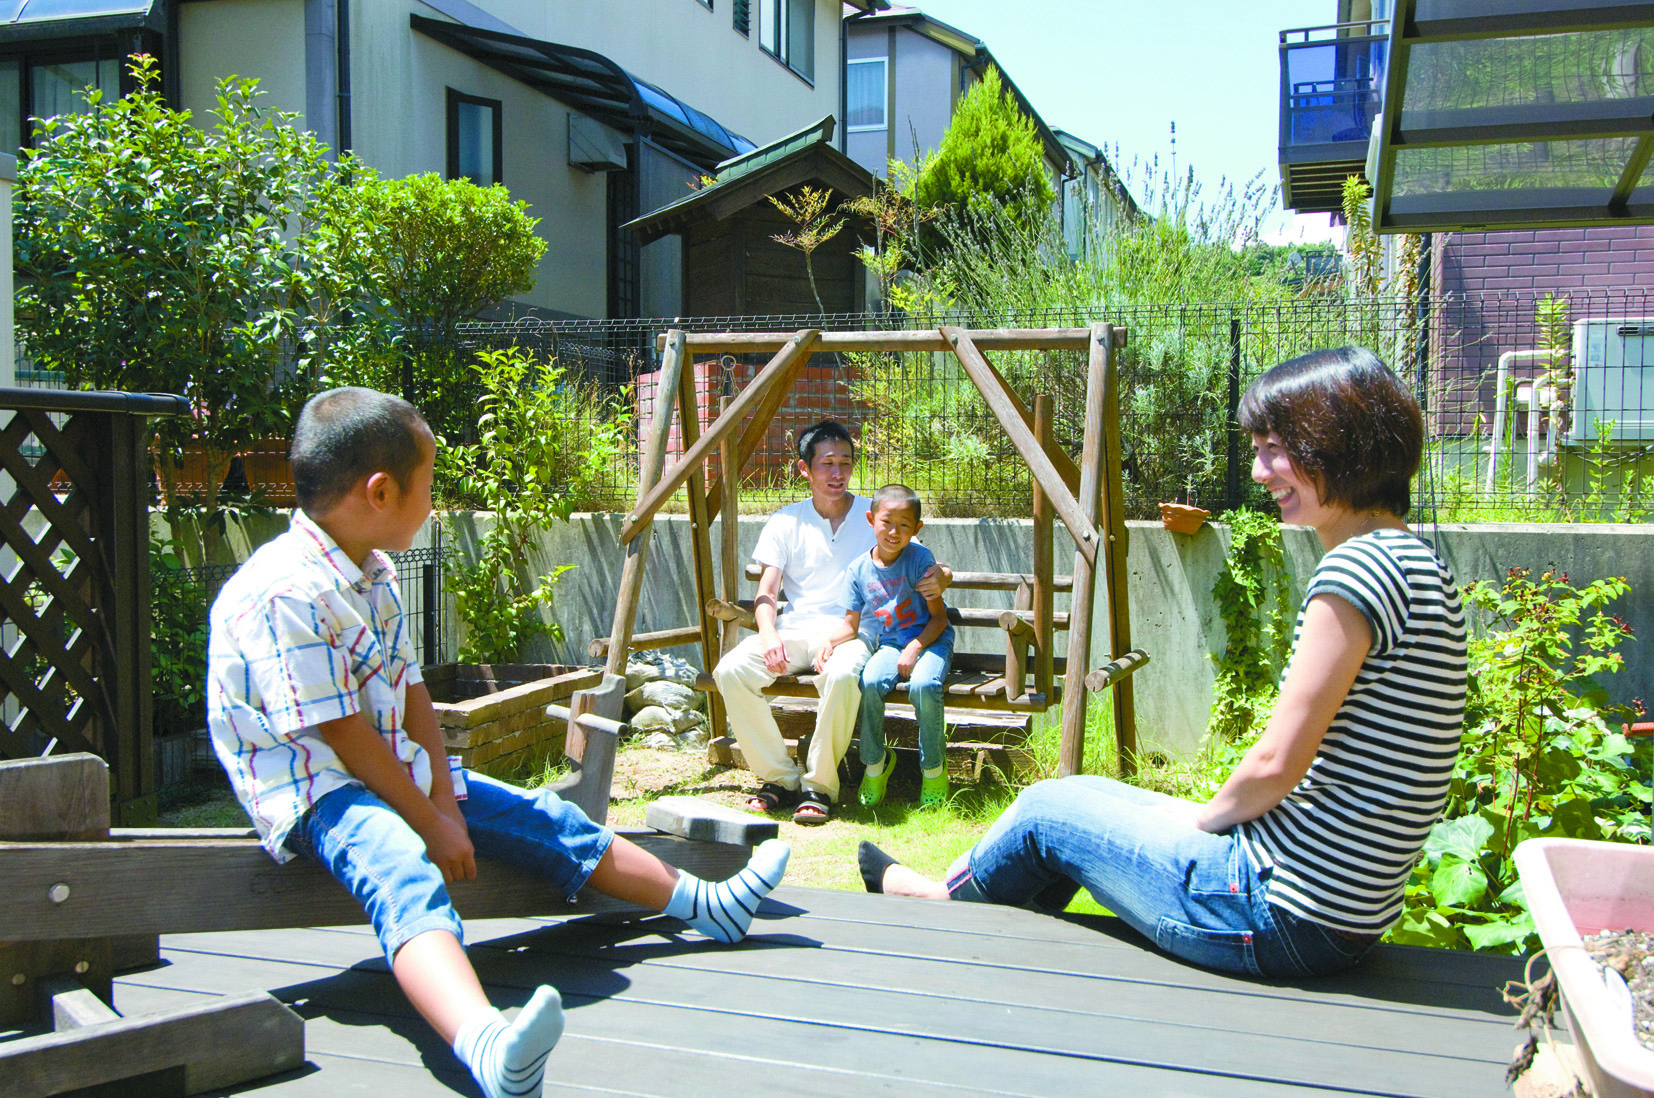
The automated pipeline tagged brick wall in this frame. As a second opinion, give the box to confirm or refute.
[1430,228,1654,436]
[633,358,872,485]
[1439,225,1654,295]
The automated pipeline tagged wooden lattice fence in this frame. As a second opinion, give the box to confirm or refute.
[0,389,188,823]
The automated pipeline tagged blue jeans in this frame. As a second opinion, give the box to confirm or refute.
[286,771,614,965]
[859,634,955,773]
[946,776,1375,978]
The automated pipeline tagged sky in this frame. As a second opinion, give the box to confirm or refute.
[900,0,1347,246]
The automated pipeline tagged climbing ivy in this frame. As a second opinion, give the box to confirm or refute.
[1207,511,1294,743]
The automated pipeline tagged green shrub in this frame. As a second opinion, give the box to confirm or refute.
[442,348,633,662]
[1390,568,1649,953]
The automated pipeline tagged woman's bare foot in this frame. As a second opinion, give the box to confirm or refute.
[858,841,952,899]
[881,863,950,900]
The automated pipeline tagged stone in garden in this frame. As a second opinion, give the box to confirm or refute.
[629,706,676,734]
[675,727,709,750]
[626,680,700,714]
[640,731,678,750]
[673,709,707,733]
[626,650,699,688]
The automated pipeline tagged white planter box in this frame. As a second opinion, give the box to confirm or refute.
[1514,838,1654,1098]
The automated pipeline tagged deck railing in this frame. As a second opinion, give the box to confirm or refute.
[0,388,188,823]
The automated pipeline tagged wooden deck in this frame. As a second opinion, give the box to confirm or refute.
[85,886,1527,1097]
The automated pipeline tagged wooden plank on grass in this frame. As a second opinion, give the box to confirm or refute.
[0,990,302,1097]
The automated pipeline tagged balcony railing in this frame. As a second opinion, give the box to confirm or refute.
[1279,20,1389,212]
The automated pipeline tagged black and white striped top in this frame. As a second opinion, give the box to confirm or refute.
[1238,530,1467,933]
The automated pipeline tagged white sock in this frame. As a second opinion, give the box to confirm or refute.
[866,755,889,776]
[663,838,790,943]
[453,986,564,1098]
[923,765,945,780]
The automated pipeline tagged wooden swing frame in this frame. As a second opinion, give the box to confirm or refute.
[591,324,1148,777]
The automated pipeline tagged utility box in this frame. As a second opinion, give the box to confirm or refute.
[1569,318,1654,444]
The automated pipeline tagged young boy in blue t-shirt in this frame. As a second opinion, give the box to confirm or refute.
[815,484,955,808]
[208,387,790,1098]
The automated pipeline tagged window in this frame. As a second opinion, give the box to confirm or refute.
[1,51,122,156]
[845,57,885,130]
[447,88,502,187]
[759,0,813,82]
[733,0,750,36]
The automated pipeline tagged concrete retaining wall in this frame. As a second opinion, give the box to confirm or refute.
[185,511,1654,758]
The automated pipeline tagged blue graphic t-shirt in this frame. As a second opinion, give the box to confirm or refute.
[841,543,955,649]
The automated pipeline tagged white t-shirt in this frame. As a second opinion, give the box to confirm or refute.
[751,494,874,628]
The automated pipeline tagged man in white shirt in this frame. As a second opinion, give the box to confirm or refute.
[714,421,947,824]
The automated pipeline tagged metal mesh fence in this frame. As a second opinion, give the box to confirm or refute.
[427,291,1654,522]
[152,544,449,669]
[15,288,1652,522]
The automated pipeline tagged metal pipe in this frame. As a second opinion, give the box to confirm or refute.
[1485,350,1552,494]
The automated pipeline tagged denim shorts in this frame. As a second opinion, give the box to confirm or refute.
[285,771,614,965]
[945,776,1377,978]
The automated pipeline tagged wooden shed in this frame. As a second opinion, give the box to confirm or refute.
[625,117,874,317]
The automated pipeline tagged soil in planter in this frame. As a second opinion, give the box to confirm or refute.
[1585,928,1654,1052]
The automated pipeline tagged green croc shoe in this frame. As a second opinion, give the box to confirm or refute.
[919,772,949,808]
[859,755,895,807]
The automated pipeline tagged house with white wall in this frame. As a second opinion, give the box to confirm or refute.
[3,0,884,321]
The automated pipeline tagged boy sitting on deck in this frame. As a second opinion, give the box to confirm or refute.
[207,387,789,1098]
[816,484,956,809]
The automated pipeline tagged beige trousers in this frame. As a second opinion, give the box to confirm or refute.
[713,628,871,801]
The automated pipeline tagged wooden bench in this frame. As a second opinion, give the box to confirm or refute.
[0,675,774,1096]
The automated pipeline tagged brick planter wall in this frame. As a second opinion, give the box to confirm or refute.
[425,663,603,777]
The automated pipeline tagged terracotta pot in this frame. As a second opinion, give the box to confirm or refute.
[240,439,296,507]
[1514,837,1654,1098]
[1158,502,1211,536]
[153,446,232,507]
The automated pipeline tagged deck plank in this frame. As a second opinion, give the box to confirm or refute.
[81,885,1522,1097]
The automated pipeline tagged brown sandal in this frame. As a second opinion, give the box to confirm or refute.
[746,783,797,814]
[792,790,831,826]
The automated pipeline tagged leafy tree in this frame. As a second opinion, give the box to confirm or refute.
[13,55,390,537]
[766,185,845,314]
[914,66,1056,255]
[339,172,546,442]
[355,172,544,336]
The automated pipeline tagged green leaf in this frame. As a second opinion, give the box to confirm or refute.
[1464,915,1536,952]
[1429,856,1490,907]
[1424,815,1495,864]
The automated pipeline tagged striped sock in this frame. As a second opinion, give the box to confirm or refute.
[664,838,790,943]
[453,986,564,1098]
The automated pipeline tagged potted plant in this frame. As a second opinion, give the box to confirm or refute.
[1159,501,1211,536]
[1514,837,1654,1098]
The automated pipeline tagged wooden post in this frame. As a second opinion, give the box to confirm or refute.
[622,329,819,544]
[718,396,742,702]
[714,396,740,754]
[0,755,113,1027]
[561,674,627,826]
[602,330,685,680]
[1057,325,1114,777]
[1032,394,1055,703]
[678,356,724,747]
[1100,334,1138,774]
[943,327,1096,567]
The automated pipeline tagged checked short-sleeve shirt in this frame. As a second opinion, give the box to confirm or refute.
[207,510,428,862]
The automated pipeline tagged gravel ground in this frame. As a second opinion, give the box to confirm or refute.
[1584,928,1654,1053]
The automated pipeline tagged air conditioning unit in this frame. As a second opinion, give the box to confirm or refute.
[1567,318,1654,444]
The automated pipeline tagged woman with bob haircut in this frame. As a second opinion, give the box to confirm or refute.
[856,346,1468,977]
